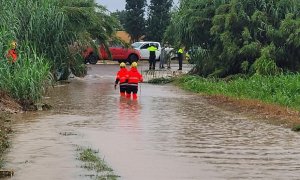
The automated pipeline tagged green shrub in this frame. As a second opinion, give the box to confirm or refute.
[254,44,281,76]
[241,61,249,73]
[292,125,300,132]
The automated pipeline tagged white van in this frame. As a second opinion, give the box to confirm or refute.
[131,41,161,60]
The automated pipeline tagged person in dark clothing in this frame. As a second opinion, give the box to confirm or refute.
[177,47,183,70]
[159,44,167,69]
[147,44,158,70]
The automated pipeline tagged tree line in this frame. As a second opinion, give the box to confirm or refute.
[164,0,300,77]
[112,0,173,42]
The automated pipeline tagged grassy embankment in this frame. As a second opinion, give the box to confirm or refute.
[0,54,51,108]
[173,74,300,130]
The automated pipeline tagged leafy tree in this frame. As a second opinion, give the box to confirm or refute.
[111,10,127,30]
[165,0,300,77]
[57,0,119,78]
[124,0,146,42]
[165,0,227,47]
[146,0,173,42]
[60,0,119,44]
[210,0,300,76]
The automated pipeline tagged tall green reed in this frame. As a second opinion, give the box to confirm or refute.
[0,50,51,105]
[0,0,71,104]
[177,74,300,110]
[0,0,76,78]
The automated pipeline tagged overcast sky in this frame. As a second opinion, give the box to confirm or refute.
[95,0,179,12]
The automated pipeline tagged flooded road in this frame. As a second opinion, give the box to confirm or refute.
[5,62,300,180]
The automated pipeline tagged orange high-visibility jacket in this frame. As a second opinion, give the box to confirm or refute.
[116,68,129,84]
[7,49,18,63]
[128,68,143,85]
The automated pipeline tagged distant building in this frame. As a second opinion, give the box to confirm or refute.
[116,31,144,44]
[116,31,131,43]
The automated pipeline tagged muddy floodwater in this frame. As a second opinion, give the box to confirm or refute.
[4,62,300,180]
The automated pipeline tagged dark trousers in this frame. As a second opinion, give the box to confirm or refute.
[178,54,183,70]
[119,84,127,93]
[149,55,156,70]
[126,85,138,94]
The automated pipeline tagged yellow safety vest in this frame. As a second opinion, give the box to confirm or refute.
[147,46,157,52]
[178,48,183,54]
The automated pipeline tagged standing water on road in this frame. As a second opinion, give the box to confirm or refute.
[4,63,300,180]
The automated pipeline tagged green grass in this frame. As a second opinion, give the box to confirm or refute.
[77,146,119,180]
[176,74,300,110]
[292,125,300,132]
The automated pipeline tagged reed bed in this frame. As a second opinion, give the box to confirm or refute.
[0,0,73,104]
[177,74,300,110]
[0,52,51,105]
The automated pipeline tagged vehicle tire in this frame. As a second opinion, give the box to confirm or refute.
[128,54,138,64]
[88,53,98,64]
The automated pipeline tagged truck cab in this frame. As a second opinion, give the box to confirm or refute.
[131,42,161,60]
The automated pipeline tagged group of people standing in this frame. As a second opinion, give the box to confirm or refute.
[114,62,143,100]
[147,43,184,71]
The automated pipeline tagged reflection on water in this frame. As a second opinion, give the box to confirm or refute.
[4,64,300,180]
[118,97,141,131]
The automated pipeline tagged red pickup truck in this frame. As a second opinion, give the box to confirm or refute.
[83,44,141,64]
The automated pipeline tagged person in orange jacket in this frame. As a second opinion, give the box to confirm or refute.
[126,62,143,99]
[115,62,129,97]
[6,41,18,64]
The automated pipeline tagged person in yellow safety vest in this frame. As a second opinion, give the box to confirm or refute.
[147,44,158,70]
[177,47,184,70]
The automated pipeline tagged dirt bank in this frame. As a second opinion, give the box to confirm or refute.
[204,95,300,129]
[0,91,22,169]
[0,91,22,114]
[0,113,13,167]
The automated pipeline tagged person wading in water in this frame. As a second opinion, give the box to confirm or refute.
[126,62,143,100]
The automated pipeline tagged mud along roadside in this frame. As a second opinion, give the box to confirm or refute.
[0,91,22,176]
